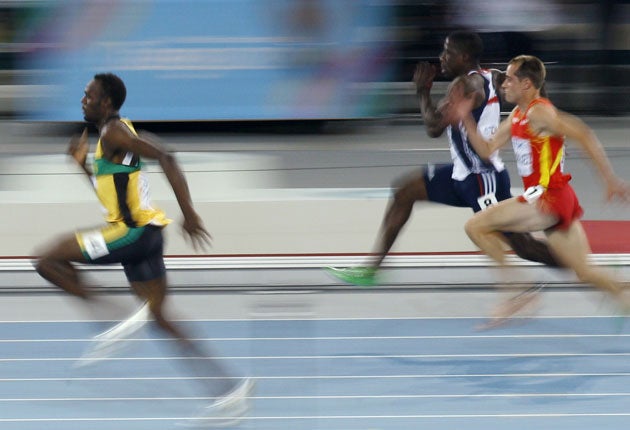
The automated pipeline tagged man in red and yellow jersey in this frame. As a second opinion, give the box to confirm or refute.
[454,55,630,322]
[510,95,583,231]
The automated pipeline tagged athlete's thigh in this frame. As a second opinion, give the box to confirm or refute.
[35,231,88,263]
[123,252,166,283]
[121,226,166,283]
[77,223,152,265]
[469,197,558,233]
[391,167,429,201]
[544,221,591,269]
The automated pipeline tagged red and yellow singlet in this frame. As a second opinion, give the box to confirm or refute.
[512,98,583,229]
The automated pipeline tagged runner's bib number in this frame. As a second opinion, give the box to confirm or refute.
[82,230,110,259]
[522,185,544,204]
[477,192,498,210]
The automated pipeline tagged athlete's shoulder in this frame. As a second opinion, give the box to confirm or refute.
[458,72,488,110]
[488,68,505,89]
[102,117,136,137]
[120,117,138,135]
[527,98,557,118]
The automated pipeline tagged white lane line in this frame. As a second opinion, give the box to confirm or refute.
[2,333,630,342]
[2,393,630,402]
[2,372,630,382]
[2,352,630,362]
[3,413,630,422]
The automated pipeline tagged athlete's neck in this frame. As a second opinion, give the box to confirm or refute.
[517,91,541,112]
[96,113,121,131]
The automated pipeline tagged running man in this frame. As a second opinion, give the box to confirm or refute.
[454,55,630,310]
[326,31,560,288]
[34,73,253,424]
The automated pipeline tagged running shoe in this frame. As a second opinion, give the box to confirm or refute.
[75,302,150,366]
[183,378,256,428]
[324,266,379,287]
[477,284,544,330]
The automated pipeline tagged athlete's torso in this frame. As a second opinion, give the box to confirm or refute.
[511,98,570,189]
[448,69,503,181]
[92,118,170,227]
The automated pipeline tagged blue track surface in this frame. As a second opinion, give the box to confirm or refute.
[1,314,630,430]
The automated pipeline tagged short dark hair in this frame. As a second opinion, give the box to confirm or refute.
[93,73,126,110]
[448,31,483,62]
[509,55,546,89]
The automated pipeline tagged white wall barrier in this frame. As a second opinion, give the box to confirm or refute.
[1,153,628,292]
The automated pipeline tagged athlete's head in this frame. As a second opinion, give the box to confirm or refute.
[502,55,546,104]
[94,73,127,110]
[508,55,546,89]
[81,73,126,123]
[440,31,483,78]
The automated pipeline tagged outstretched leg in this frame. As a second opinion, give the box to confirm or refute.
[465,197,558,264]
[504,232,563,268]
[134,277,256,426]
[130,278,204,354]
[371,170,429,268]
[465,198,559,327]
[131,277,237,396]
[546,222,626,297]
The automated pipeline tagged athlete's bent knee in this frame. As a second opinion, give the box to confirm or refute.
[33,258,46,277]
[34,256,57,278]
[393,184,424,206]
[464,218,477,239]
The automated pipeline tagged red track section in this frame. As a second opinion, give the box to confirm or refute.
[582,220,630,253]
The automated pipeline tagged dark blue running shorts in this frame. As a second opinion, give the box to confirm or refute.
[423,163,512,213]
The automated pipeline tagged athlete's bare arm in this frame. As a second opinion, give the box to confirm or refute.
[414,63,486,138]
[100,122,212,250]
[457,103,513,160]
[413,62,446,137]
[528,105,630,202]
[414,63,485,137]
[67,128,92,176]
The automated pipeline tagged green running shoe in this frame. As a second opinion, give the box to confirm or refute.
[324,266,379,287]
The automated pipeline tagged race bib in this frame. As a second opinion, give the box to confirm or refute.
[82,229,110,259]
[477,192,498,210]
[512,137,533,177]
[522,185,544,204]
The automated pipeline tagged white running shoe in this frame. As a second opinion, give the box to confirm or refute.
[75,302,151,366]
[477,284,544,330]
[182,378,256,428]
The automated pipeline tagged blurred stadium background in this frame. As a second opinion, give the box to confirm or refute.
[0,0,628,122]
[0,5,628,429]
